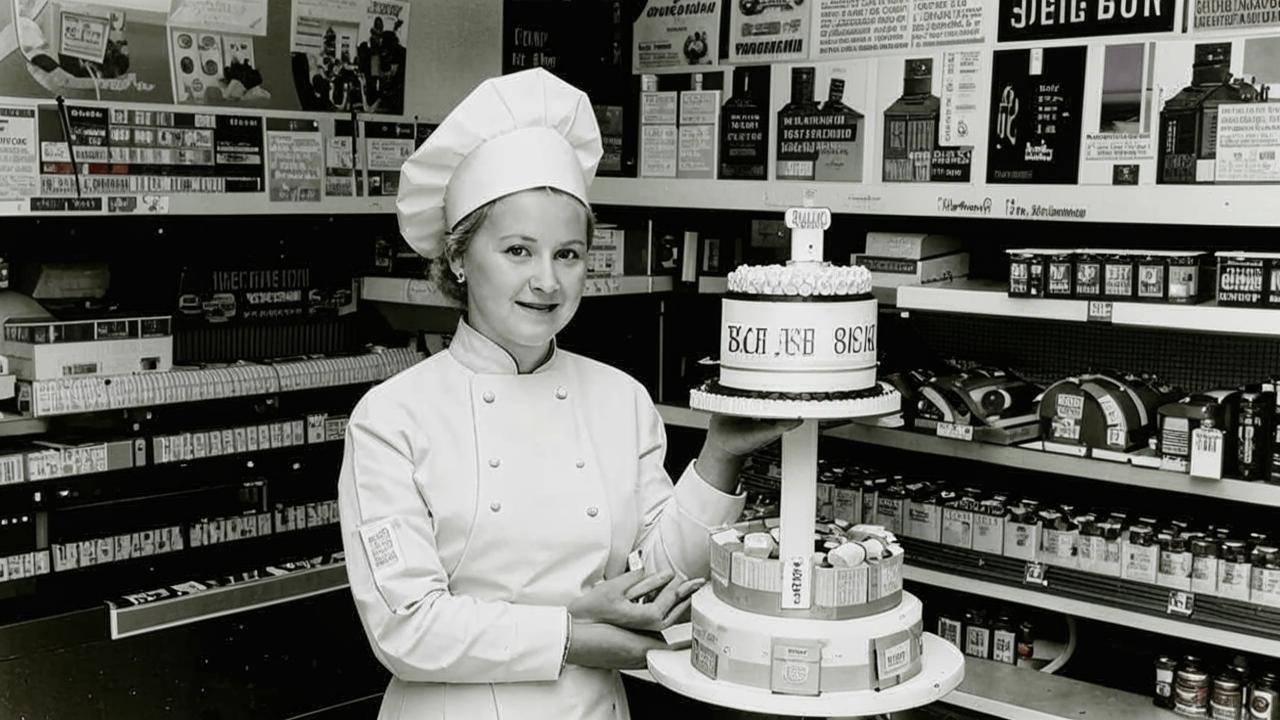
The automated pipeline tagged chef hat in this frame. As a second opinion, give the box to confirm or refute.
[396,68,603,259]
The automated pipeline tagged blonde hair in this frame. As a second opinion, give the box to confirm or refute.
[430,187,596,304]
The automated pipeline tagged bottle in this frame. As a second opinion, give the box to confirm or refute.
[991,611,1017,665]
[964,609,991,659]
[776,66,820,181]
[1016,620,1035,667]
[719,67,767,180]
[1156,654,1178,709]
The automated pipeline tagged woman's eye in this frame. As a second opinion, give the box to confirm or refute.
[557,248,582,261]
[505,246,531,257]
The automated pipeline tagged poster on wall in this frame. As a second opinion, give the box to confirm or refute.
[874,52,980,182]
[997,0,1178,41]
[323,118,364,197]
[814,0,985,58]
[1081,42,1157,185]
[168,0,268,36]
[168,27,272,106]
[289,0,410,113]
[719,65,772,179]
[0,1,173,103]
[771,59,873,181]
[364,120,414,196]
[987,46,1088,184]
[36,103,264,196]
[0,107,39,200]
[730,0,810,63]
[1155,38,1280,184]
[1193,0,1280,32]
[504,0,638,177]
[632,0,719,72]
[266,118,322,202]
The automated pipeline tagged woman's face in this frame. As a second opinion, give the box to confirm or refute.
[454,190,589,357]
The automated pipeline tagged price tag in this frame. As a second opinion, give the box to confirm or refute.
[1023,561,1048,587]
[1167,590,1195,617]
[936,422,975,441]
[1087,301,1113,323]
[1190,425,1224,479]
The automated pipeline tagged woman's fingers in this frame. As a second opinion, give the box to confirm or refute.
[623,570,674,601]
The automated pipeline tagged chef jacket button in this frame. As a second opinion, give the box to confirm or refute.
[586,506,599,517]
[488,458,501,468]
[490,501,501,513]
[482,391,495,404]
[555,387,569,400]
[575,459,586,469]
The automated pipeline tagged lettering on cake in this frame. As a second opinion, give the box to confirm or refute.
[833,325,876,354]
[726,324,768,354]
[778,327,815,356]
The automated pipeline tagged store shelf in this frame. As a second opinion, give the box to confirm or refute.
[904,565,1280,659]
[897,278,1280,336]
[590,178,1280,228]
[360,275,674,308]
[826,423,1280,508]
[656,404,710,430]
[944,657,1165,720]
[108,563,349,639]
[20,348,421,418]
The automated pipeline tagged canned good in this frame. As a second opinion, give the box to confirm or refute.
[1250,672,1277,720]
[1046,251,1075,298]
[1157,655,1179,709]
[1238,391,1276,482]
[1104,251,1137,299]
[1213,672,1245,720]
[1075,250,1105,299]
[1177,657,1212,717]
[1166,252,1206,303]
[1137,253,1169,300]
[1192,537,1221,593]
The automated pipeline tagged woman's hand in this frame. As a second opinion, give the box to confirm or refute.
[695,415,804,493]
[568,569,705,631]
[706,414,804,457]
[566,622,669,670]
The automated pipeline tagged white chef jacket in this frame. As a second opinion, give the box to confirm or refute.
[338,319,745,720]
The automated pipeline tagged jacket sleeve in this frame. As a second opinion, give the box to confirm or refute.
[337,396,568,684]
[630,389,746,580]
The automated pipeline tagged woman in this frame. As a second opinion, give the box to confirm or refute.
[338,68,796,720]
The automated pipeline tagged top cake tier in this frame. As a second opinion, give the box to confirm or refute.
[727,263,874,298]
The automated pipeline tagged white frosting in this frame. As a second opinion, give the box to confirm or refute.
[689,385,901,419]
[727,263,873,296]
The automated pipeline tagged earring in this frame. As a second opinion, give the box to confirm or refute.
[454,269,465,283]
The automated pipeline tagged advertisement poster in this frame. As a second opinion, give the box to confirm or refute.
[36,103,264,196]
[1082,42,1156,184]
[168,0,269,36]
[875,53,979,182]
[730,0,810,63]
[266,118,322,202]
[771,59,873,181]
[290,0,410,113]
[987,46,1088,184]
[0,1,173,102]
[1194,0,1280,31]
[940,49,984,147]
[323,117,364,197]
[504,0,638,177]
[169,27,270,105]
[997,0,1178,41]
[0,107,38,200]
[814,0,984,57]
[1155,38,1280,183]
[364,120,413,196]
[719,65,772,179]
[633,0,719,72]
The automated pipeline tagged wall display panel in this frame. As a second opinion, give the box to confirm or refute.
[1079,41,1159,184]
[730,0,811,63]
[987,45,1089,184]
[0,105,38,199]
[1154,36,1280,184]
[264,117,321,202]
[812,0,989,59]
[996,0,1180,42]
[1192,0,1280,33]
[632,0,719,73]
[874,51,985,183]
[771,58,874,182]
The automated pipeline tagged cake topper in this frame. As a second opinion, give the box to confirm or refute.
[784,206,831,264]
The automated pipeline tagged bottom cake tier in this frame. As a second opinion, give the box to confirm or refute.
[689,380,901,419]
[689,585,924,696]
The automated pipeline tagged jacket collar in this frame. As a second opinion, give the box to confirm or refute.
[449,317,560,375]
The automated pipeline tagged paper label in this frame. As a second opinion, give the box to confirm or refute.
[359,519,405,577]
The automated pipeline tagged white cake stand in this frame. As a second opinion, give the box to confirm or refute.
[655,206,964,716]
[648,633,964,718]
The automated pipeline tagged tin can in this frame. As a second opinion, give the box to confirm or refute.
[1157,655,1179,708]
[1008,249,1047,297]
[1250,672,1277,720]
[1177,657,1212,717]
[1167,252,1206,303]
[1213,672,1245,720]
[1104,251,1137,299]
[1046,251,1075,298]
[1238,391,1275,481]
[1075,250,1104,299]
[1137,253,1168,301]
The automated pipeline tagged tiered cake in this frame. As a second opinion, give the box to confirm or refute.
[649,206,961,714]
[689,213,899,419]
